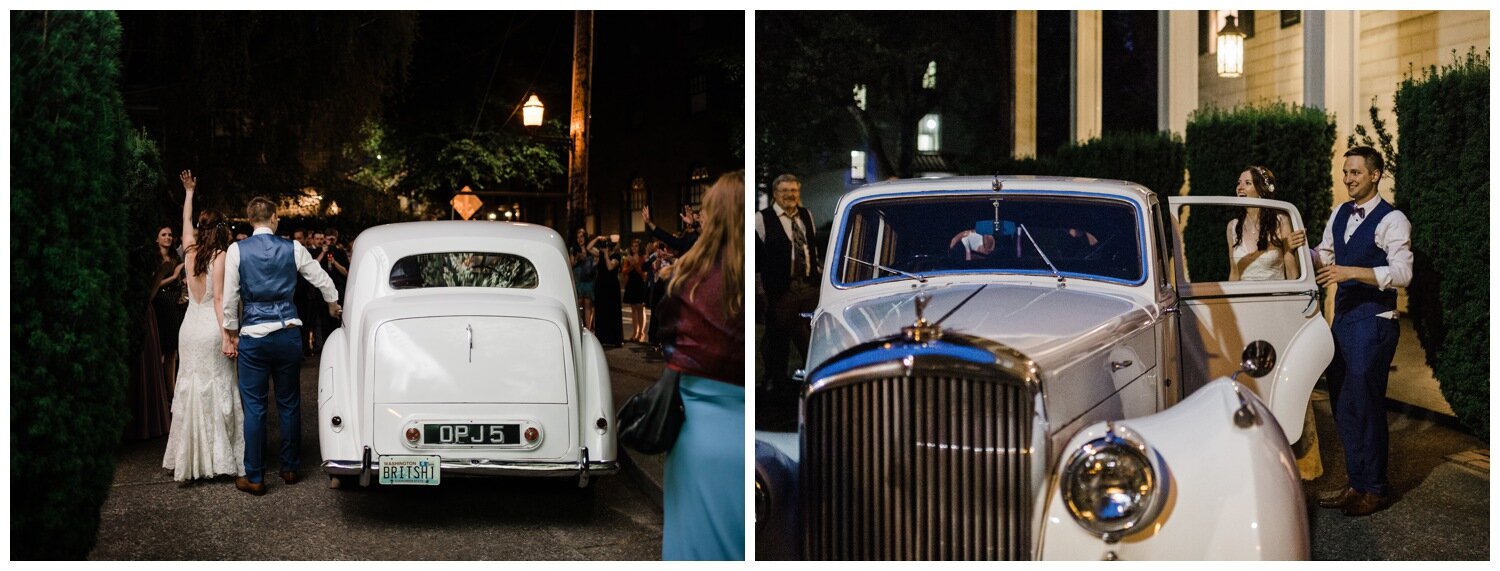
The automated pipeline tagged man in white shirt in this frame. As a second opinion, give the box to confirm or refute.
[1311,146,1413,517]
[755,174,819,392]
[221,197,341,495]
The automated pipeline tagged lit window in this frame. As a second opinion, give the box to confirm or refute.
[630,177,648,232]
[917,114,941,152]
[853,84,868,110]
[922,61,937,90]
[688,167,711,207]
[851,151,867,181]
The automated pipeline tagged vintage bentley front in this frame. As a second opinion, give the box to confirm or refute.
[317,222,617,489]
[754,177,1308,560]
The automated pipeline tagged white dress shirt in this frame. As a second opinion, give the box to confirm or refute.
[754,203,815,276]
[1311,195,1413,319]
[222,226,340,337]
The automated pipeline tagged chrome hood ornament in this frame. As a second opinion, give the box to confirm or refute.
[901,286,942,342]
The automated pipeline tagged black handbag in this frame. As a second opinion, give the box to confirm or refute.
[617,293,685,454]
[617,367,685,455]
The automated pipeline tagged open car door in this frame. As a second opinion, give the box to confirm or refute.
[1170,196,1333,443]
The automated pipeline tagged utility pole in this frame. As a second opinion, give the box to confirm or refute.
[568,10,594,234]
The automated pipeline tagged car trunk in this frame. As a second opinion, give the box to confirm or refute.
[370,313,575,460]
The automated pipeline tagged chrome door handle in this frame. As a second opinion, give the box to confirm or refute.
[466,324,474,363]
[1110,360,1134,372]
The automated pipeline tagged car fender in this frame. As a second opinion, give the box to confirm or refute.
[754,431,801,560]
[578,329,617,462]
[1266,315,1333,444]
[1038,378,1308,560]
[317,327,360,463]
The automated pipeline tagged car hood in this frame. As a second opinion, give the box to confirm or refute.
[809,282,1155,375]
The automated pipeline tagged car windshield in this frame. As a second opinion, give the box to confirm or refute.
[835,194,1143,286]
[389,252,539,289]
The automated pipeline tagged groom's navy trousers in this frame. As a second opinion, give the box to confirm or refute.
[238,327,304,483]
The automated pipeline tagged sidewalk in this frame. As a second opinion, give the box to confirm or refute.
[603,338,670,509]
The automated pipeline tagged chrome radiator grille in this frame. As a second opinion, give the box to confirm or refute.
[802,374,1033,560]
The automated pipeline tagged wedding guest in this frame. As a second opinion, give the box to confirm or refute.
[589,236,624,346]
[661,170,745,560]
[623,239,649,342]
[153,225,187,392]
[126,229,173,440]
[570,229,597,329]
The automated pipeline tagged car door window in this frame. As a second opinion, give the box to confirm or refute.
[1176,203,1304,284]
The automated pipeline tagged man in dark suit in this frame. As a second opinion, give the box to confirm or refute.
[755,174,819,391]
[1311,146,1413,517]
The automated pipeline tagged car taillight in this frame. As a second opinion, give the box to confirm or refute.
[525,427,540,442]
[405,427,420,443]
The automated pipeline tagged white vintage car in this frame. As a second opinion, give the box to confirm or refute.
[318,221,617,489]
[755,176,1333,560]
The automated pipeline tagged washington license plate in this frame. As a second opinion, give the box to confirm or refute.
[378,455,441,485]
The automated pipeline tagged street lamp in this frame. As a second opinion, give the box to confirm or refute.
[1217,14,1246,78]
[522,94,545,127]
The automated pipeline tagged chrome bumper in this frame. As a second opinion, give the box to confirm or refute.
[322,446,617,485]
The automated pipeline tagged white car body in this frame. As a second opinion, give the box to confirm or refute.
[318,221,616,487]
[754,176,1331,560]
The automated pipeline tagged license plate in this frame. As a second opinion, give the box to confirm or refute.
[378,455,441,485]
[424,423,520,446]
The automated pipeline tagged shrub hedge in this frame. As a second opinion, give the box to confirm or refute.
[1182,103,1336,282]
[1394,49,1489,437]
[987,131,1187,198]
[11,11,134,558]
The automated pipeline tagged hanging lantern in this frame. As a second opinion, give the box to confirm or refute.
[522,94,545,127]
[1217,14,1246,78]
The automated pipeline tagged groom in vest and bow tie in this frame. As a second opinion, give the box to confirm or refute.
[1311,146,1413,517]
[222,197,342,496]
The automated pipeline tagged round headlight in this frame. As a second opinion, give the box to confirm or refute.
[1060,425,1167,541]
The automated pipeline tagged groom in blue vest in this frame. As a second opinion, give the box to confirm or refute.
[222,197,342,496]
[1311,146,1413,517]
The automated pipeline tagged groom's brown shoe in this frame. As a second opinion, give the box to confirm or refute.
[1316,486,1358,509]
[1342,492,1390,517]
[279,470,299,485]
[235,477,267,496]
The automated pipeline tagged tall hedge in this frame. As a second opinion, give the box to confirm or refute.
[1394,49,1489,437]
[988,131,1187,198]
[1183,103,1336,282]
[11,11,134,558]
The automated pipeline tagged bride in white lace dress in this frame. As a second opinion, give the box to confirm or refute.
[1227,165,1306,281]
[163,170,245,481]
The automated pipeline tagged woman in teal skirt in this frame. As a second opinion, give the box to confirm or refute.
[660,170,746,560]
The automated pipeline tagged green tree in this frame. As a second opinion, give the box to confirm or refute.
[1394,49,1489,436]
[117,11,417,210]
[11,10,134,558]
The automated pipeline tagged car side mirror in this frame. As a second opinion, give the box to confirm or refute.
[1240,340,1276,378]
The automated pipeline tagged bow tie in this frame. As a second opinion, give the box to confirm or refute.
[1352,206,1365,218]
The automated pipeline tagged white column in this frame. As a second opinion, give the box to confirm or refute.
[1157,10,1198,137]
[1014,11,1037,158]
[1307,10,1361,205]
[1071,10,1103,142]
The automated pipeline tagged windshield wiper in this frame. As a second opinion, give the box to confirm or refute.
[844,256,928,284]
[1018,223,1066,288]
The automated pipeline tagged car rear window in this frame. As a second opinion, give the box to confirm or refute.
[389,252,539,290]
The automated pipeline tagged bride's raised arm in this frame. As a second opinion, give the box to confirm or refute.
[180,170,198,249]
